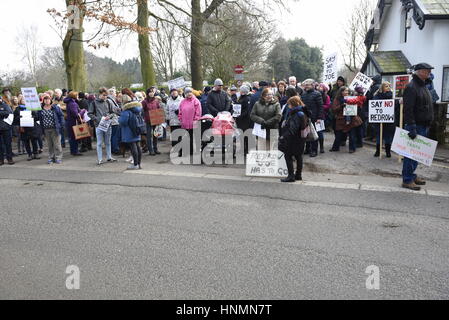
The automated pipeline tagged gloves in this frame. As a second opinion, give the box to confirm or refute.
[260,121,266,130]
[408,125,417,140]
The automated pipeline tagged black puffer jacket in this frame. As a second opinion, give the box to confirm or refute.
[206,89,231,116]
[279,107,307,155]
[403,74,434,126]
[236,94,251,132]
[301,89,323,122]
[0,102,13,131]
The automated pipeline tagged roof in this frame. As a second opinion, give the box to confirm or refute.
[362,51,412,75]
[419,0,449,16]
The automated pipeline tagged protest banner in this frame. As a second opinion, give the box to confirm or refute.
[232,104,242,117]
[21,87,41,111]
[323,53,338,83]
[391,127,438,167]
[149,108,166,126]
[349,72,373,95]
[246,151,288,177]
[168,77,187,90]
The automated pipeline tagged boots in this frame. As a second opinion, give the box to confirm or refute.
[385,144,391,158]
[281,175,296,183]
[33,154,41,160]
[374,144,380,157]
[295,171,302,181]
[319,138,325,154]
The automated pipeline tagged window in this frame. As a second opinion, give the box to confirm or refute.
[443,66,449,102]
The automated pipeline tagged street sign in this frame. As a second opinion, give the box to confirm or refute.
[234,65,244,74]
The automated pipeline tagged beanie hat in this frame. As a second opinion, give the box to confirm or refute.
[184,87,193,94]
[355,86,365,94]
[230,86,238,91]
[214,79,224,86]
[204,86,212,93]
[240,85,250,95]
[337,76,345,83]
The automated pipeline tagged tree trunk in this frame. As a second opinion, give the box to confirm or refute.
[63,0,87,92]
[138,0,156,89]
[191,0,204,90]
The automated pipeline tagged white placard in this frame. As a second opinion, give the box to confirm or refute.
[21,87,41,111]
[3,114,14,126]
[369,99,395,123]
[349,72,373,96]
[246,151,288,177]
[315,121,325,132]
[391,128,438,167]
[232,104,242,117]
[20,111,34,127]
[252,123,266,139]
[343,104,358,116]
[168,77,187,90]
[97,116,112,132]
[323,52,338,83]
[83,113,91,122]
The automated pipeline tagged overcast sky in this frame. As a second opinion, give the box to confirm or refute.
[0,0,376,72]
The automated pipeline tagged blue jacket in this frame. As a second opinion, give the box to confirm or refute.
[37,105,65,132]
[119,101,142,143]
[200,94,209,115]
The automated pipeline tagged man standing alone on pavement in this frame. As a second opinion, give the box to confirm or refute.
[402,63,435,191]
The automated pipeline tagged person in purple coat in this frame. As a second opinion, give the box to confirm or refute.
[64,91,85,156]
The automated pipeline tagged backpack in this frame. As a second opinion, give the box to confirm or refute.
[128,111,147,136]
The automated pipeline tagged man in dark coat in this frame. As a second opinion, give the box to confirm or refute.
[200,86,212,115]
[301,79,324,157]
[206,79,232,117]
[402,63,435,191]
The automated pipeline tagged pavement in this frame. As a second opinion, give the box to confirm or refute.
[1,135,448,300]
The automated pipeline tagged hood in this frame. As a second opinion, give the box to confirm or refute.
[123,101,142,112]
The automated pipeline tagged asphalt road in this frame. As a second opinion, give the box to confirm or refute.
[1,165,448,300]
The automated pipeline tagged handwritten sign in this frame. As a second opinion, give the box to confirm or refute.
[232,104,241,117]
[391,128,437,166]
[246,151,288,177]
[21,87,41,111]
[369,99,395,123]
[349,72,373,96]
[393,75,411,99]
[168,77,187,90]
[343,98,358,116]
[323,53,338,83]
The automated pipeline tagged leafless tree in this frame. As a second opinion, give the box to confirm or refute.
[15,25,41,87]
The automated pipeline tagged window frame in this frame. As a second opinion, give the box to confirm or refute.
[442,66,449,102]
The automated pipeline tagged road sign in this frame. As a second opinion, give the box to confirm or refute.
[234,65,244,74]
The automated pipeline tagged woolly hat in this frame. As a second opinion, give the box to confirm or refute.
[355,86,365,94]
[184,87,193,94]
[337,76,346,83]
[203,86,212,93]
[214,79,224,86]
[230,86,238,91]
[240,85,250,95]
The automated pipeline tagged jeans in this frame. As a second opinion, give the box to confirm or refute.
[402,124,429,183]
[0,129,13,160]
[332,129,356,151]
[44,128,63,161]
[111,125,120,153]
[60,127,66,146]
[146,123,158,153]
[96,126,112,161]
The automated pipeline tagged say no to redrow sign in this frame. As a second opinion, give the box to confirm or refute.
[369,100,395,123]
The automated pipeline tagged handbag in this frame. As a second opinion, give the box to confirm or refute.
[306,119,319,142]
[72,116,91,140]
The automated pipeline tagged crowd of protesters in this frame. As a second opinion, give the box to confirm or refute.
[0,66,440,187]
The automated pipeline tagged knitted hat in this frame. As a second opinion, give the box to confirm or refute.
[184,87,193,94]
[214,79,224,86]
[337,76,345,83]
[355,86,365,94]
[240,85,250,95]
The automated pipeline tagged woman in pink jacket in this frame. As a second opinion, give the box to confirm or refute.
[178,87,202,155]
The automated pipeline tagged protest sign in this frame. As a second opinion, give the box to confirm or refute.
[252,123,266,139]
[150,108,166,126]
[393,75,411,99]
[168,77,187,90]
[3,114,14,126]
[343,103,358,116]
[97,116,112,133]
[21,87,41,111]
[323,53,338,83]
[232,104,241,117]
[349,72,373,95]
[246,151,288,177]
[369,99,395,123]
[20,111,34,127]
[315,121,325,132]
[391,128,438,166]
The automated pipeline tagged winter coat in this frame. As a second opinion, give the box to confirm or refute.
[13,105,41,139]
[250,98,282,130]
[37,105,65,132]
[403,74,434,126]
[206,90,231,116]
[119,101,142,143]
[276,91,288,107]
[88,98,114,127]
[77,98,89,111]
[279,106,307,155]
[236,94,251,132]
[332,98,362,133]
[322,94,331,117]
[0,102,13,131]
[249,88,263,110]
[178,96,202,130]
[166,96,183,127]
[142,97,162,124]
[64,97,84,128]
[301,89,324,122]
[200,94,209,115]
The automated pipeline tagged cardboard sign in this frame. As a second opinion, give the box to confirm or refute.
[343,104,358,116]
[150,108,166,126]
[252,123,266,139]
[168,77,186,90]
[97,116,112,132]
[349,72,373,96]
[369,99,395,123]
[391,128,438,167]
[323,52,338,83]
[232,104,242,117]
[246,151,288,177]
[21,87,41,111]
[393,75,411,99]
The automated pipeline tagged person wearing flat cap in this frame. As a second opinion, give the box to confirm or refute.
[402,62,435,191]
[206,79,232,117]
